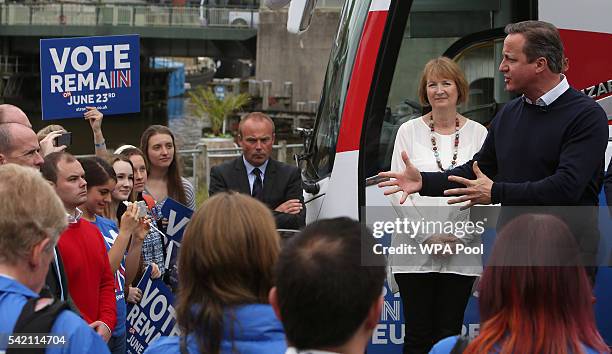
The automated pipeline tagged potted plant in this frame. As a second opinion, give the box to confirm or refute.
[189,85,251,194]
[188,85,250,138]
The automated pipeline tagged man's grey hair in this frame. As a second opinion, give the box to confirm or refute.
[0,164,67,264]
[505,20,564,74]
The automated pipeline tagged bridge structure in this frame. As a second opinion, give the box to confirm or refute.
[0,2,258,59]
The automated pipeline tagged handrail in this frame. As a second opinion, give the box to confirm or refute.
[0,3,259,29]
[76,142,303,195]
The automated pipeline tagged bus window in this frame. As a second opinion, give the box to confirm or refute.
[376,9,495,173]
[455,41,499,126]
[304,0,371,181]
[369,0,531,175]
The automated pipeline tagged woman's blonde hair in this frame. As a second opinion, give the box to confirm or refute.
[176,192,280,354]
[418,56,469,106]
[36,124,66,142]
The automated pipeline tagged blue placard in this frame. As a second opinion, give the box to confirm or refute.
[40,35,140,120]
[126,266,179,354]
[159,198,193,292]
[160,198,193,243]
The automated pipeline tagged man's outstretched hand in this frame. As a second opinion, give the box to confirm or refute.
[444,161,492,210]
[377,151,422,204]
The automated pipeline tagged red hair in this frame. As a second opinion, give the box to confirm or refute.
[465,214,609,354]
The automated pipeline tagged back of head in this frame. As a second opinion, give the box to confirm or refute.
[504,20,564,73]
[177,192,279,353]
[0,104,31,127]
[467,214,608,354]
[275,217,385,350]
[0,164,67,266]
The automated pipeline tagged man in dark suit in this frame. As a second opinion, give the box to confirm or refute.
[209,112,306,229]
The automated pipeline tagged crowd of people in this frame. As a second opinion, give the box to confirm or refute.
[0,19,611,354]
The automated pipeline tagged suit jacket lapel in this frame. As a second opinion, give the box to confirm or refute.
[234,157,251,195]
[261,159,277,204]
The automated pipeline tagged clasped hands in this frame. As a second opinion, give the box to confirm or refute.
[275,199,303,214]
[377,151,493,210]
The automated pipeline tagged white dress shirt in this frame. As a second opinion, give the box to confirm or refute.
[524,74,570,106]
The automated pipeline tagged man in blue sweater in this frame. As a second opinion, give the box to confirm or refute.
[379,21,608,267]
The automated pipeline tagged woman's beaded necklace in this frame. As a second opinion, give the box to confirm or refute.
[429,113,460,172]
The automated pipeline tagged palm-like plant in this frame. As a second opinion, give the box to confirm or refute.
[188,86,250,136]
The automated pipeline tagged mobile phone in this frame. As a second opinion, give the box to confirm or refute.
[136,200,148,218]
[55,132,72,147]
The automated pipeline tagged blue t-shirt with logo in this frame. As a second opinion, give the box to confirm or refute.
[93,215,127,338]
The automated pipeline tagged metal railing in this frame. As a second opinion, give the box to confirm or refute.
[74,141,302,195]
[0,3,258,28]
[315,0,345,9]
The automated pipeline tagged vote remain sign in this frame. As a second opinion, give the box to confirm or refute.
[160,198,194,292]
[40,35,140,120]
[126,266,179,354]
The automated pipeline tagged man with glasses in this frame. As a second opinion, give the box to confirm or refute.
[209,112,306,229]
[0,123,44,168]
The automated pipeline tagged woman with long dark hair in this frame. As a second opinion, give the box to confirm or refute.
[115,146,165,301]
[140,125,196,210]
[79,156,147,354]
[144,192,286,354]
[430,214,609,354]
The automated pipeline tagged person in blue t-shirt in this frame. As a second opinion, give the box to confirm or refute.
[79,156,149,354]
[0,164,110,354]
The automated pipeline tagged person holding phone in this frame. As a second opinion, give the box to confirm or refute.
[78,156,148,354]
[85,108,165,301]
[37,124,70,156]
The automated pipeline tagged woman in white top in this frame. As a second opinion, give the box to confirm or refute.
[388,57,488,354]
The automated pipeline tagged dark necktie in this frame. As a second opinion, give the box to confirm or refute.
[252,168,263,200]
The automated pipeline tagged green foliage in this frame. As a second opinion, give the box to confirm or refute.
[188,86,250,136]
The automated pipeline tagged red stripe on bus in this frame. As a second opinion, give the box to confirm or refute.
[336,10,388,153]
[560,29,612,99]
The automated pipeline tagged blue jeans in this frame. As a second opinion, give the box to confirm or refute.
[108,331,127,354]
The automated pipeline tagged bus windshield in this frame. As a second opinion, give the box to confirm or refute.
[303,0,371,181]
